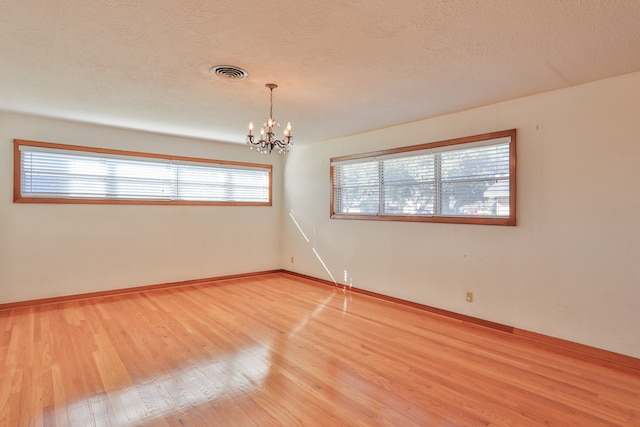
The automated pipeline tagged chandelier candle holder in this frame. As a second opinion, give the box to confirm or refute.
[247,83,293,154]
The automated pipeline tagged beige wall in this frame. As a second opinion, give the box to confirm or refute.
[0,113,283,303]
[282,71,640,358]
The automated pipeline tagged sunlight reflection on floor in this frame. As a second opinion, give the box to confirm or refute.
[50,344,271,426]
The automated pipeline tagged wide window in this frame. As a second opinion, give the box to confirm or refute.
[14,139,272,206]
[331,129,516,225]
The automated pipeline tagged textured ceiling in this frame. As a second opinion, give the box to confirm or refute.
[1,0,640,146]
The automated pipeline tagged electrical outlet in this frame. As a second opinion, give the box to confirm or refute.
[290,256,294,263]
[466,291,474,303]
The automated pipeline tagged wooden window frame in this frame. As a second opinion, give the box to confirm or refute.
[14,139,273,206]
[330,129,516,226]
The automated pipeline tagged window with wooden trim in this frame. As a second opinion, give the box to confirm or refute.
[14,140,272,206]
[330,129,516,225]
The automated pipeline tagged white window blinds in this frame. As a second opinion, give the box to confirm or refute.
[331,131,515,224]
[18,143,271,204]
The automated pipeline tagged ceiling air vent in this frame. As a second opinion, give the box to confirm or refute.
[211,65,248,80]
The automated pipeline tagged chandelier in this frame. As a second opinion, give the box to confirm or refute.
[246,83,293,154]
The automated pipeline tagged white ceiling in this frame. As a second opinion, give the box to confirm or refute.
[2,0,640,146]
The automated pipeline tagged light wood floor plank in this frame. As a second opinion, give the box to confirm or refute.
[1,272,639,426]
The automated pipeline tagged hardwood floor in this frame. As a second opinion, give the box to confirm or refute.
[1,272,639,426]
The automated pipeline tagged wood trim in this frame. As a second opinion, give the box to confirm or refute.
[14,139,272,170]
[0,270,285,311]
[510,129,517,226]
[13,139,21,202]
[13,198,272,206]
[329,213,516,226]
[282,270,640,374]
[330,129,516,163]
[13,139,273,206]
[513,328,640,375]
[283,270,514,333]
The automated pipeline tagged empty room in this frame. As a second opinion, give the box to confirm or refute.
[1,1,640,426]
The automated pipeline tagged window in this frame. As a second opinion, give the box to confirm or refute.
[331,129,516,225]
[14,139,272,206]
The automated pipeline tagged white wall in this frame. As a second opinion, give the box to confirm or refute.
[0,112,283,303]
[2,72,639,358]
[282,71,640,358]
